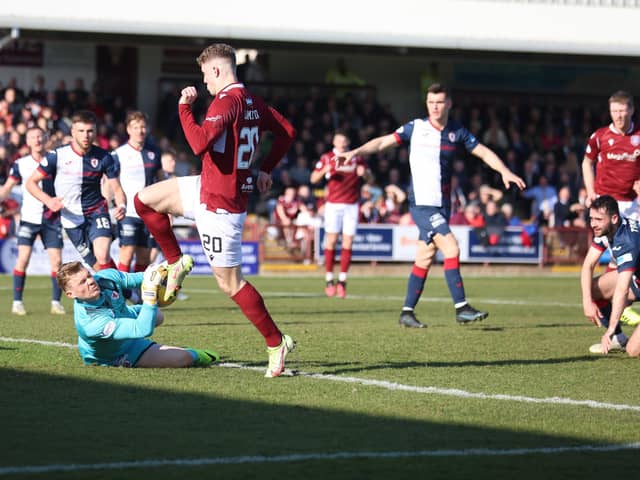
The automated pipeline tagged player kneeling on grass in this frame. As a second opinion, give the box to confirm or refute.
[57,261,218,367]
[581,195,640,356]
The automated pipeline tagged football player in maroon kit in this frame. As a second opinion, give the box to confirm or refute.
[134,43,297,378]
[581,90,640,353]
[583,90,640,216]
[310,131,370,298]
[274,185,302,250]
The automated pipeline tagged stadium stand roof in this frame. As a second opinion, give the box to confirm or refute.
[1,0,640,57]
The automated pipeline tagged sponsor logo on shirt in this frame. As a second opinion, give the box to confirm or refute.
[241,176,254,193]
[606,150,640,161]
[102,320,116,337]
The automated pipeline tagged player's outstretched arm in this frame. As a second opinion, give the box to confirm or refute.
[471,144,526,190]
[336,133,398,167]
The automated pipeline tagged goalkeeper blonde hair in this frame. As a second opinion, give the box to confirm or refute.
[57,261,86,292]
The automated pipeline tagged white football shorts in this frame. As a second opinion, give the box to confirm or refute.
[324,201,359,236]
[178,175,245,268]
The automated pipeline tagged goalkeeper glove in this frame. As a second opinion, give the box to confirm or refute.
[141,265,167,306]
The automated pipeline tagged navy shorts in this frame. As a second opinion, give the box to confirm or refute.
[118,217,151,248]
[65,213,113,263]
[16,219,63,249]
[410,204,452,244]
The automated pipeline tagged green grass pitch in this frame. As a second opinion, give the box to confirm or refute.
[1,272,639,479]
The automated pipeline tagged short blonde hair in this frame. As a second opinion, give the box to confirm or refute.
[57,261,86,292]
[196,43,237,70]
[609,90,634,108]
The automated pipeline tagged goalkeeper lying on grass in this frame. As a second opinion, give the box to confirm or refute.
[56,261,218,367]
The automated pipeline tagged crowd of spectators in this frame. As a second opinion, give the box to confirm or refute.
[1,72,605,250]
[254,88,599,254]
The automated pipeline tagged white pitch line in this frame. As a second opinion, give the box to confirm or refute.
[0,337,75,348]
[1,442,639,475]
[3,337,638,413]
[219,363,640,412]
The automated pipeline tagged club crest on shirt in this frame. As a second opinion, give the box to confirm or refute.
[609,139,615,146]
[91,158,99,168]
[448,132,456,142]
[111,291,119,300]
[632,135,640,146]
[148,151,156,160]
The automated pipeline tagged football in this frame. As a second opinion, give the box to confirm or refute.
[156,269,177,308]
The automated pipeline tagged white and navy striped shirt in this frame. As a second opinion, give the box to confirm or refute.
[394,118,479,208]
[38,144,120,228]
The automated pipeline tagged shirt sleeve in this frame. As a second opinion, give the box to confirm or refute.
[96,269,144,291]
[179,98,236,156]
[9,162,21,183]
[37,150,57,178]
[584,131,599,162]
[591,236,607,252]
[458,126,480,152]
[81,303,157,340]
[614,243,640,273]
[123,271,144,290]
[103,151,120,179]
[394,121,414,145]
[259,104,297,174]
[313,155,327,173]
